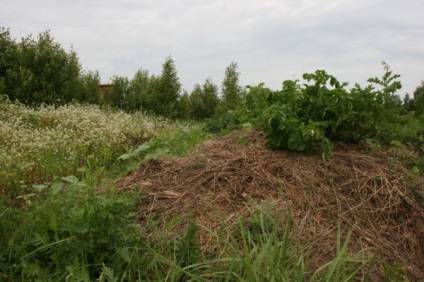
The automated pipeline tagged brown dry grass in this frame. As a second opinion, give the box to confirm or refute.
[116,130,424,280]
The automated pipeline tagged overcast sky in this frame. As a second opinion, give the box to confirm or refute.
[2,0,423,97]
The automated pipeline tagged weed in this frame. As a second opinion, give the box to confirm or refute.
[0,177,145,280]
[0,101,194,190]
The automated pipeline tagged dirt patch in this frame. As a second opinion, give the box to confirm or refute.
[116,130,424,280]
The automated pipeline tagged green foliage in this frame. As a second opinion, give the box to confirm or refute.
[117,139,170,163]
[1,177,144,280]
[77,70,101,104]
[189,84,204,119]
[175,203,371,281]
[245,65,402,158]
[221,61,245,112]
[104,76,130,109]
[133,202,372,281]
[413,81,424,115]
[0,28,17,96]
[377,113,424,146]
[127,68,151,112]
[403,93,414,111]
[102,70,163,113]
[106,57,186,118]
[166,125,211,156]
[0,195,377,281]
[0,29,88,106]
[118,125,211,166]
[151,56,182,118]
[171,224,202,281]
[175,90,192,120]
[190,78,220,120]
[377,113,424,175]
[0,102,209,280]
[367,61,402,98]
[203,110,245,133]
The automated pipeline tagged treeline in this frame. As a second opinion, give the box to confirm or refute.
[2,27,424,120]
[0,28,245,120]
[404,82,424,116]
[0,28,101,106]
[104,59,245,119]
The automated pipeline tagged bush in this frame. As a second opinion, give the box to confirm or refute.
[244,65,402,158]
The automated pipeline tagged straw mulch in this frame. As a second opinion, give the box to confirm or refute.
[116,130,424,280]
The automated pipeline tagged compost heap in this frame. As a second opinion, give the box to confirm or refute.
[116,130,424,280]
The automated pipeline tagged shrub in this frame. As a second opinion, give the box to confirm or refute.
[245,64,402,158]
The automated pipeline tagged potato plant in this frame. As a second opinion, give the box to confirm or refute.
[245,64,402,158]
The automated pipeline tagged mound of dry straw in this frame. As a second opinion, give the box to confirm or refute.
[116,130,424,280]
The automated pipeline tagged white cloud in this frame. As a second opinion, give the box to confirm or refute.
[1,0,423,95]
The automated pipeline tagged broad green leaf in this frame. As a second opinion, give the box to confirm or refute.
[144,153,156,161]
[287,135,299,151]
[134,140,156,153]
[117,153,131,160]
[62,175,79,184]
[50,182,64,195]
[32,184,47,192]
[296,143,306,151]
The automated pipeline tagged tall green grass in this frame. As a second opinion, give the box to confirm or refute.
[138,202,372,282]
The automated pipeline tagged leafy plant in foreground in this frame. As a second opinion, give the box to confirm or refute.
[117,139,170,162]
[2,176,144,281]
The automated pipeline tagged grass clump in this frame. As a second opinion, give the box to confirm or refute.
[146,203,371,282]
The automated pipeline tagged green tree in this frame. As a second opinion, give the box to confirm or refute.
[104,76,129,109]
[145,74,161,113]
[0,27,17,96]
[221,62,244,111]
[190,84,204,120]
[0,29,84,106]
[413,81,424,115]
[403,93,414,111]
[190,79,220,120]
[175,90,192,120]
[127,69,150,112]
[77,70,101,104]
[152,56,181,117]
[203,78,220,116]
